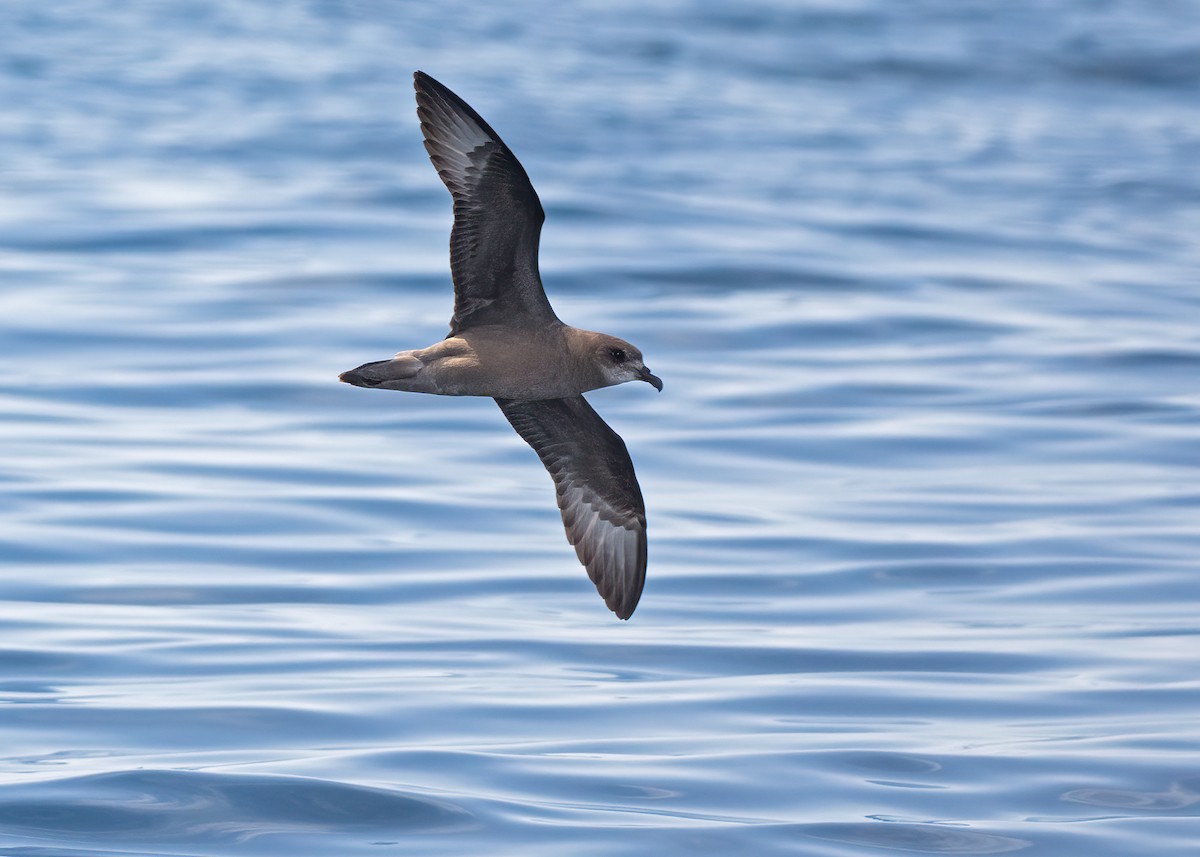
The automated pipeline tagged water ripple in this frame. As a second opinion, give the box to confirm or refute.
[2,0,1199,855]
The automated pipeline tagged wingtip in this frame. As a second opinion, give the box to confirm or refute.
[602,549,645,620]
[413,70,440,100]
[413,70,451,99]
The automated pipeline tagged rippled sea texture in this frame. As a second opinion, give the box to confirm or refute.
[3,1,1200,854]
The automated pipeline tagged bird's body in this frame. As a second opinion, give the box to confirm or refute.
[340,72,660,620]
[346,323,649,401]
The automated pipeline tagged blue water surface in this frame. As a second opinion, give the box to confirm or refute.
[2,1,1200,854]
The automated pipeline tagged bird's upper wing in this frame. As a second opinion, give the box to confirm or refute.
[496,395,647,619]
[414,71,559,336]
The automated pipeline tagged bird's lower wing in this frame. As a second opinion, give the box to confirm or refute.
[495,396,647,619]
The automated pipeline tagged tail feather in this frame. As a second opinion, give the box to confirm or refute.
[339,355,423,390]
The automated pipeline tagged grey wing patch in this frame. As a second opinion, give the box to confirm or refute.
[496,396,648,620]
[414,72,558,335]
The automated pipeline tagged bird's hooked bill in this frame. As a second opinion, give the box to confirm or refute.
[640,368,663,392]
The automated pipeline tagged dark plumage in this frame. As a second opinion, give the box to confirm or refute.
[340,72,661,619]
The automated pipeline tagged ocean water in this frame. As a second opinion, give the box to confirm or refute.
[2,0,1200,854]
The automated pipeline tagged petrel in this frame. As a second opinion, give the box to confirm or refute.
[340,72,661,619]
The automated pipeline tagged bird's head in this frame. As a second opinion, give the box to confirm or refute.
[593,335,663,392]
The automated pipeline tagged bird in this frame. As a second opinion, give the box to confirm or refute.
[339,71,662,620]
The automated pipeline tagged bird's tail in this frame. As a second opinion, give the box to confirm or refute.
[338,354,426,391]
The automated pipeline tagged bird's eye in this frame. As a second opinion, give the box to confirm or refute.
[609,348,626,362]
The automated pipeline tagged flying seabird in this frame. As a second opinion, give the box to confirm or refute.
[339,71,662,620]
